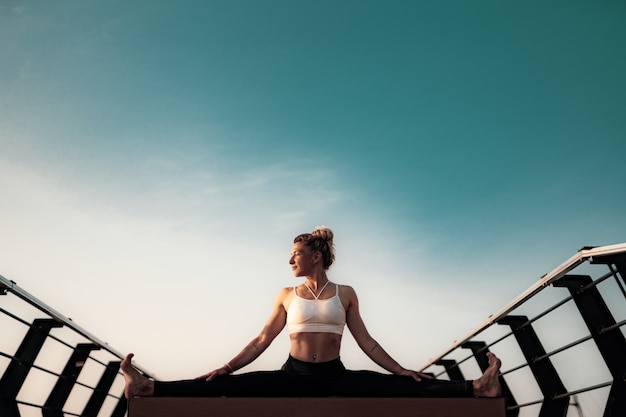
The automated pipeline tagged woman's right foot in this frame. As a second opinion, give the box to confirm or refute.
[120,353,155,398]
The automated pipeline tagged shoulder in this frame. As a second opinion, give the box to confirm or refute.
[275,286,295,305]
[277,286,294,298]
[338,284,358,304]
[338,284,356,295]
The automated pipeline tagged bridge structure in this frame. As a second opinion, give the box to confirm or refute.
[1,243,625,417]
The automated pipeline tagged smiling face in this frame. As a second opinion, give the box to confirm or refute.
[289,241,319,277]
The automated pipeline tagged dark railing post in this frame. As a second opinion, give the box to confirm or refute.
[462,341,518,417]
[43,343,100,417]
[0,318,63,417]
[435,359,466,380]
[553,274,626,417]
[592,253,626,296]
[111,395,128,417]
[498,315,569,417]
[81,361,121,417]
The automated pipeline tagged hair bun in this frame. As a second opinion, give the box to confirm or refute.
[311,226,334,242]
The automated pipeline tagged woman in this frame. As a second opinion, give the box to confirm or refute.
[121,227,501,398]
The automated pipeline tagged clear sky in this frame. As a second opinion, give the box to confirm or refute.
[1,0,625,389]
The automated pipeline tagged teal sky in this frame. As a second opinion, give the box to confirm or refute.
[1,0,625,398]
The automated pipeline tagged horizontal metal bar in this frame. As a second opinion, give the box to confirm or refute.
[507,398,543,410]
[107,392,123,401]
[499,362,529,376]
[533,334,594,362]
[15,400,44,409]
[420,243,626,370]
[28,362,62,378]
[552,381,612,399]
[0,351,13,360]
[494,295,571,339]
[600,319,626,334]
[590,270,615,287]
[0,305,32,326]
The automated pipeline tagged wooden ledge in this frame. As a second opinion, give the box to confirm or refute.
[129,397,506,417]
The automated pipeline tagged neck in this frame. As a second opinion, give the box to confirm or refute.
[304,273,328,290]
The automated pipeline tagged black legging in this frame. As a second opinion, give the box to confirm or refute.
[154,356,474,398]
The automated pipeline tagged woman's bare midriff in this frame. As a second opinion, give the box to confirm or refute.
[289,332,342,362]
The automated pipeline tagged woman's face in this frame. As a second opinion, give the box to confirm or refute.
[289,241,317,277]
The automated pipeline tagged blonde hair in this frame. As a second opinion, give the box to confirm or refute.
[293,226,335,269]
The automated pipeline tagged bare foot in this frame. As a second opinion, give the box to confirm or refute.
[472,352,502,397]
[120,353,155,398]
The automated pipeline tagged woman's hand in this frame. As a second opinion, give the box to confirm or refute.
[195,365,231,382]
[398,369,434,382]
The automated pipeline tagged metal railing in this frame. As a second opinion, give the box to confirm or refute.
[420,243,626,417]
[0,275,153,417]
[2,243,625,417]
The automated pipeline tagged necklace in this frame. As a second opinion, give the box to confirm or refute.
[303,280,330,300]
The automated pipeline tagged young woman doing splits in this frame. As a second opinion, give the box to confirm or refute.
[122,227,502,398]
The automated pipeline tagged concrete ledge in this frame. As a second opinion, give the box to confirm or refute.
[129,397,506,417]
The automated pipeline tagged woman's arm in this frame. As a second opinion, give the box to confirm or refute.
[344,285,431,382]
[196,288,290,381]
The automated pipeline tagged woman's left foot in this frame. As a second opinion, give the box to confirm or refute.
[473,352,502,397]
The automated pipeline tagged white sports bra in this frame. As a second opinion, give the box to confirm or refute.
[286,283,346,335]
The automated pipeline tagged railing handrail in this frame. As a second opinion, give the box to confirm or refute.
[420,242,626,370]
[0,273,154,378]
